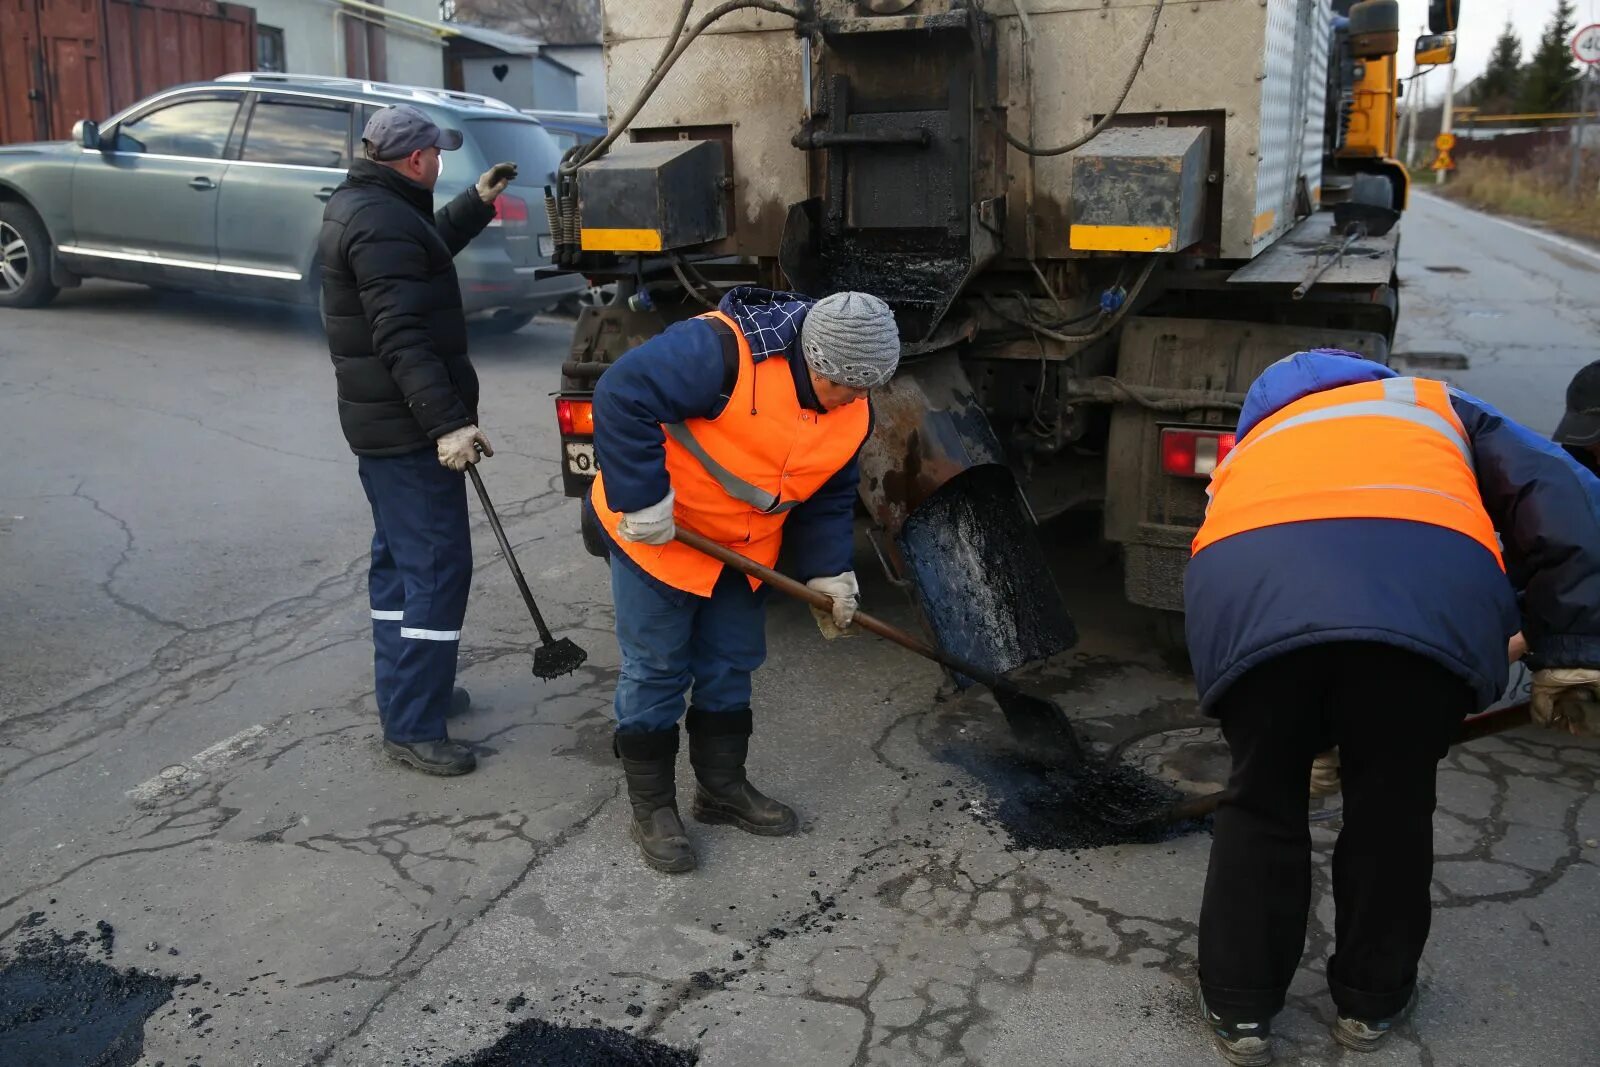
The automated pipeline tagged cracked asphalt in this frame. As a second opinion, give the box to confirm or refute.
[2,192,1599,1066]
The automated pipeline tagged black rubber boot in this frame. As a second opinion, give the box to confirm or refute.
[687,708,798,836]
[615,726,696,874]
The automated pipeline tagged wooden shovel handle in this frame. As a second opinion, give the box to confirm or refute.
[672,526,1007,688]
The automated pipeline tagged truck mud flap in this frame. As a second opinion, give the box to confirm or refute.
[895,464,1078,687]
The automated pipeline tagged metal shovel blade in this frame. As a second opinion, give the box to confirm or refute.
[532,637,588,680]
[896,464,1077,689]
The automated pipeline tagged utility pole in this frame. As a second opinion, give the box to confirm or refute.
[1436,62,1455,185]
[1573,66,1595,196]
[1405,58,1422,168]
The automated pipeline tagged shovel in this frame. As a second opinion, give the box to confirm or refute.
[673,526,1087,764]
[467,466,588,679]
[1111,698,1537,834]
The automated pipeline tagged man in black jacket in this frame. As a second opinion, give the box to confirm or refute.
[319,104,515,776]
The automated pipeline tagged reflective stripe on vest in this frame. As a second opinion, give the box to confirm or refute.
[1193,376,1503,566]
[591,310,871,597]
[662,422,803,515]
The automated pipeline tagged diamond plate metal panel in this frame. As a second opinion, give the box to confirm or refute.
[598,0,1338,262]
[602,25,808,255]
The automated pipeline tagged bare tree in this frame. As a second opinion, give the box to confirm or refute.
[448,0,601,45]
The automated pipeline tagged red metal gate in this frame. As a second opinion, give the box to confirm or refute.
[0,0,255,146]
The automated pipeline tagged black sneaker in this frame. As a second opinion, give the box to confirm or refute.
[1198,988,1272,1066]
[1331,989,1418,1053]
[383,738,477,776]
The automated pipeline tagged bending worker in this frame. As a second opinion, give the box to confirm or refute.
[1554,359,1600,475]
[1185,349,1600,1066]
[587,286,900,874]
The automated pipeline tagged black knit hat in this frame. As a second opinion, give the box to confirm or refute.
[1553,361,1600,446]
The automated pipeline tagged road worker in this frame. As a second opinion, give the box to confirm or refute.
[586,286,900,873]
[1185,349,1600,1065]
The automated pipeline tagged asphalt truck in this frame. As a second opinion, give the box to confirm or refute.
[546,0,1466,691]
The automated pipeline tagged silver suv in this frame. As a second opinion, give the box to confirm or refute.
[0,73,583,329]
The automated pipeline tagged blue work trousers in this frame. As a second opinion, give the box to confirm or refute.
[358,451,473,743]
[610,558,769,732]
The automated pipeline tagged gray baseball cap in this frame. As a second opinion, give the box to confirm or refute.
[361,104,464,161]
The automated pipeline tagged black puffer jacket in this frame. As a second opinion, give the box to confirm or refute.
[319,160,496,455]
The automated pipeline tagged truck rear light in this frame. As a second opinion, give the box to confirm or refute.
[1161,428,1235,478]
[556,397,595,436]
[489,194,529,228]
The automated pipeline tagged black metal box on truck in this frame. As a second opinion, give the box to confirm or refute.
[577,140,727,254]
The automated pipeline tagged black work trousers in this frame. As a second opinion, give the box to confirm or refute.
[1198,642,1474,1023]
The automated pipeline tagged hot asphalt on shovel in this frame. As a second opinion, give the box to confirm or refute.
[467,466,588,680]
[673,526,1087,764]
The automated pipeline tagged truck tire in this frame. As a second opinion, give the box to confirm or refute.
[0,203,61,309]
[579,499,609,559]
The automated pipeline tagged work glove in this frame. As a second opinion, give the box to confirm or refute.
[436,425,492,471]
[1508,632,1528,664]
[476,161,518,202]
[805,571,859,640]
[1530,668,1600,738]
[1309,748,1341,798]
[617,490,675,546]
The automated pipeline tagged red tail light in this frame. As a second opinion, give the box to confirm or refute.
[556,398,595,436]
[492,194,529,226]
[1161,428,1235,478]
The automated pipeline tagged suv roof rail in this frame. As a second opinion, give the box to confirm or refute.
[214,72,520,114]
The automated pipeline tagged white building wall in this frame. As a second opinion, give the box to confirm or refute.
[246,0,445,88]
[542,44,604,115]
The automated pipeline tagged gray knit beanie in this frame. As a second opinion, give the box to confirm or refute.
[800,292,901,388]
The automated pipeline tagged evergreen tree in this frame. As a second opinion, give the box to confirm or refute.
[1473,20,1523,114]
[1518,1,1580,114]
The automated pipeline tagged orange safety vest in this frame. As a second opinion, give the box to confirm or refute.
[591,310,872,597]
[1193,375,1504,568]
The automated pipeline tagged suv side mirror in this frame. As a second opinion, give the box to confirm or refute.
[1415,33,1457,66]
[1428,0,1459,35]
[74,119,101,150]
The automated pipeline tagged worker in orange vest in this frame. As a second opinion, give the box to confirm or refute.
[1186,349,1600,1065]
[586,287,900,874]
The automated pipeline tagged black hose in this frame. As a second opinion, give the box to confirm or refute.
[561,0,809,176]
[1000,0,1167,157]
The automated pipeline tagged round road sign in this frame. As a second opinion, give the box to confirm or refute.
[1574,23,1600,65]
[1435,132,1456,151]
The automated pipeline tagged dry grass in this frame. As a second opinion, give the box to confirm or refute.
[1439,151,1600,244]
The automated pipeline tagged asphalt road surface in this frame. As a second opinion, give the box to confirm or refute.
[2,193,1598,1067]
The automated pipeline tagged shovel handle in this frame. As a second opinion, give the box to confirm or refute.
[672,527,1011,691]
[1160,699,1536,826]
[468,466,555,643]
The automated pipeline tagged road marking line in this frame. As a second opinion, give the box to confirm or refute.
[126,724,267,808]
[1419,192,1600,267]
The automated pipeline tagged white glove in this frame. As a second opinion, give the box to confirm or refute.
[1530,668,1600,737]
[1309,748,1341,798]
[436,425,492,471]
[617,489,675,545]
[805,571,859,640]
[1508,632,1528,664]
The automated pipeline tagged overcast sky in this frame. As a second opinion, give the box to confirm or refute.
[1397,0,1600,101]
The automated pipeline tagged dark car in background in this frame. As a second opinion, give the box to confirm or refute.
[520,110,606,155]
[0,73,585,330]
